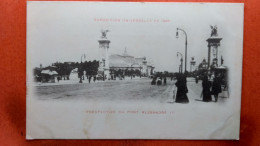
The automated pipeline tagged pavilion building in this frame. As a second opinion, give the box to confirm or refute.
[109,49,154,77]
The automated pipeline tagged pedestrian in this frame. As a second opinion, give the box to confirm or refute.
[164,76,167,85]
[157,77,162,85]
[211,75,222,102]
[195,76,198,84]
[57,76,60,83]
[201,75,212,102]
[151,77,156,85]
[89,76,92,83]
[94,76,96,83]
[174,74,189,103]
[78,72,83,83]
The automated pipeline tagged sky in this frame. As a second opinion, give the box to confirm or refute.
[27,2,244,72]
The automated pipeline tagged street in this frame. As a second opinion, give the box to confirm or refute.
[35,77,228,104]
[36,77,174,102]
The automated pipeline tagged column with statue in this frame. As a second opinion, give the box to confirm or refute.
[190,57,196,73]
[206,25,222,70]
[98,30,111,80]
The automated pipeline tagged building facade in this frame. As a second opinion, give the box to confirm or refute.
[109,49,154,77]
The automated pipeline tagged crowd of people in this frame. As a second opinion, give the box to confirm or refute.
[151,73,223,104]
[200,74,222,102]
[151,76,167,85]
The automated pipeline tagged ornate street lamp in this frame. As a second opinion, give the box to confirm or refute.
[176,28,188,74]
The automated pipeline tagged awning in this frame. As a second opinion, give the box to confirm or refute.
[41,69,58,75]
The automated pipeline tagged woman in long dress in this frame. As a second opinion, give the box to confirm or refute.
[201,75,212,102]
[175,75,189,103]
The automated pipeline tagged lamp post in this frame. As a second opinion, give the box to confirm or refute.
[177,52,183,74]
[176,28,188,74]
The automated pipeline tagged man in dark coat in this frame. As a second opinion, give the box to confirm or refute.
[201,75,212,102]
[88,76,92,83]
[212,76,222,102]
[164,77,167,85]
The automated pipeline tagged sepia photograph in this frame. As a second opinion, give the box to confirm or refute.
[26,2,244,139]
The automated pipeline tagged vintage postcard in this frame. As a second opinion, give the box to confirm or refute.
[26,2,244,139]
